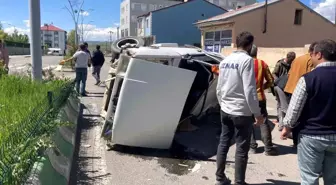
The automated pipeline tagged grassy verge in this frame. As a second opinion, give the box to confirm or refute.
[0,75,69,141]
[0,75,74,184]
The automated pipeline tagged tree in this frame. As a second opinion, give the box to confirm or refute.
[64,0,85,45]
[5,29,29,43]
[0,23,8,41]
[67,29,78,56]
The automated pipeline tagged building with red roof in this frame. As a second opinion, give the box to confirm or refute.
[41,24,67,54]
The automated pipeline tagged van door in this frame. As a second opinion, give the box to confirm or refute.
[111,58,196,149]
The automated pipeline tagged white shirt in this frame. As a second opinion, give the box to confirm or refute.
[73,51,89,68]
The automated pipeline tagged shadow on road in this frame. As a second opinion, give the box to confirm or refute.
[252,179,300,185]
[70,104,112,185]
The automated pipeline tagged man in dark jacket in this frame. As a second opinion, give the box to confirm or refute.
[91,45,105,85]
[272,51,295,129]
[281,39,336,185]
[272,51,296,80]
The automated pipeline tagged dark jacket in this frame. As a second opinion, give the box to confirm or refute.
[272,59,291,80]
[92,50,105,66]
[299,66,336,135]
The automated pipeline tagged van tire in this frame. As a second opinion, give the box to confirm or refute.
[111,37,145,54]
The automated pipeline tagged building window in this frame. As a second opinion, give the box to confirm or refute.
[132,3,142,10]
[146,18,149,28]
[54,31,58,35]
[213,0,220,5]
[141,4,147,11]
[131,15,137,23]
[125,29,128,37]
[221,30,232,38]
[149,4,157,11]
[205,32,214,40]
[54,43,59,48]
[294,9,303,25]
[121,18,125,25]
[138,19,142,29]
[214,31,221,41]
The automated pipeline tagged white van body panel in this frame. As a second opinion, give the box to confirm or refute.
[111,58,196,149]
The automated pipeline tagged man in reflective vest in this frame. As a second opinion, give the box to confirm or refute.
[249,45,278,156]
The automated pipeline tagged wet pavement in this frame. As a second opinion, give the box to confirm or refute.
[65,60,323,185]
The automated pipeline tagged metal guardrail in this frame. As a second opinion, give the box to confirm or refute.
[0,80,75,185]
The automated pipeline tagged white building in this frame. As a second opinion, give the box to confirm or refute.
[120,0,256,37]
[41,24,67,52]
[120,0,182,37]
[207,0,256,9]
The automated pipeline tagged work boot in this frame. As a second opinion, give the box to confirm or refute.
[264,148,278,156]
[215,178,231,185]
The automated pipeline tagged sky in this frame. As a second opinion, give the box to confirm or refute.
[0,0,335,41]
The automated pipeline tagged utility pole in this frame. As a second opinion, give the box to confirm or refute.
[116,27,120,39]
[109,31,113,45]
[29,0,42,80]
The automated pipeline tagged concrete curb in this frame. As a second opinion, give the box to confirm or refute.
[25,95,81,185]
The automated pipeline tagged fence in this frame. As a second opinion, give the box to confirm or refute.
[4,40,31,55]
[0,80,75,185]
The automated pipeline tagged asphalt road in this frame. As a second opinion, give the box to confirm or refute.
[8,55,63,69]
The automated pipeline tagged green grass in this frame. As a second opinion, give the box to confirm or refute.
[0,75,69,141]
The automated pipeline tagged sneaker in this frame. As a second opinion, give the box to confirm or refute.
[215,178,231,185]
[265,148,278,156]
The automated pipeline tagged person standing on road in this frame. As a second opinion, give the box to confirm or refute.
[63,44,91,96]
[284,42,317,147]
[271,52,295,127]
[91,45,105,85]
[249,45,277,156]
[272,52,296,81]
[281,39,336,185]
[216,31,264,185]
[0,40,9,73]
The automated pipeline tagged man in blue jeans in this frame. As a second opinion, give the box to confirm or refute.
[281,39,336,185]
[64,44,90,96]
[216,31,264,185]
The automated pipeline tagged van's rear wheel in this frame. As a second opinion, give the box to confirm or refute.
[111,37,145,54]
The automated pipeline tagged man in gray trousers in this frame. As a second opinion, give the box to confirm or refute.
[215,31,264,185]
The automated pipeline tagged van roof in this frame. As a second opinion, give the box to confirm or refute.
[128,47,204,58]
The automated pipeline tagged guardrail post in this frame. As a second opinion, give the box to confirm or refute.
[48,91,53,106]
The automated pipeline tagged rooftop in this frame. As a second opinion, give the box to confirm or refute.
[196,0,281,24]
[41,24,65,32]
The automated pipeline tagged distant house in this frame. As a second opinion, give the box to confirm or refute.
[41,24,67,52]
[195,0,336,51]
[137,0,227,46]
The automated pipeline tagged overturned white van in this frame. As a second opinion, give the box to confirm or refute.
[101,43,224,149]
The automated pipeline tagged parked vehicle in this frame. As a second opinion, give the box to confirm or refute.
[101,40,225,149]
[47,48,64,56]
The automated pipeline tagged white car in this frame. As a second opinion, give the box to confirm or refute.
[101,45,225,149]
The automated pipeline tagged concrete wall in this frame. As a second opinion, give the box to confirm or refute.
[151,0,226,45]
[222,45,309,70]
[230,0,336,47]
[7,46,30,55]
